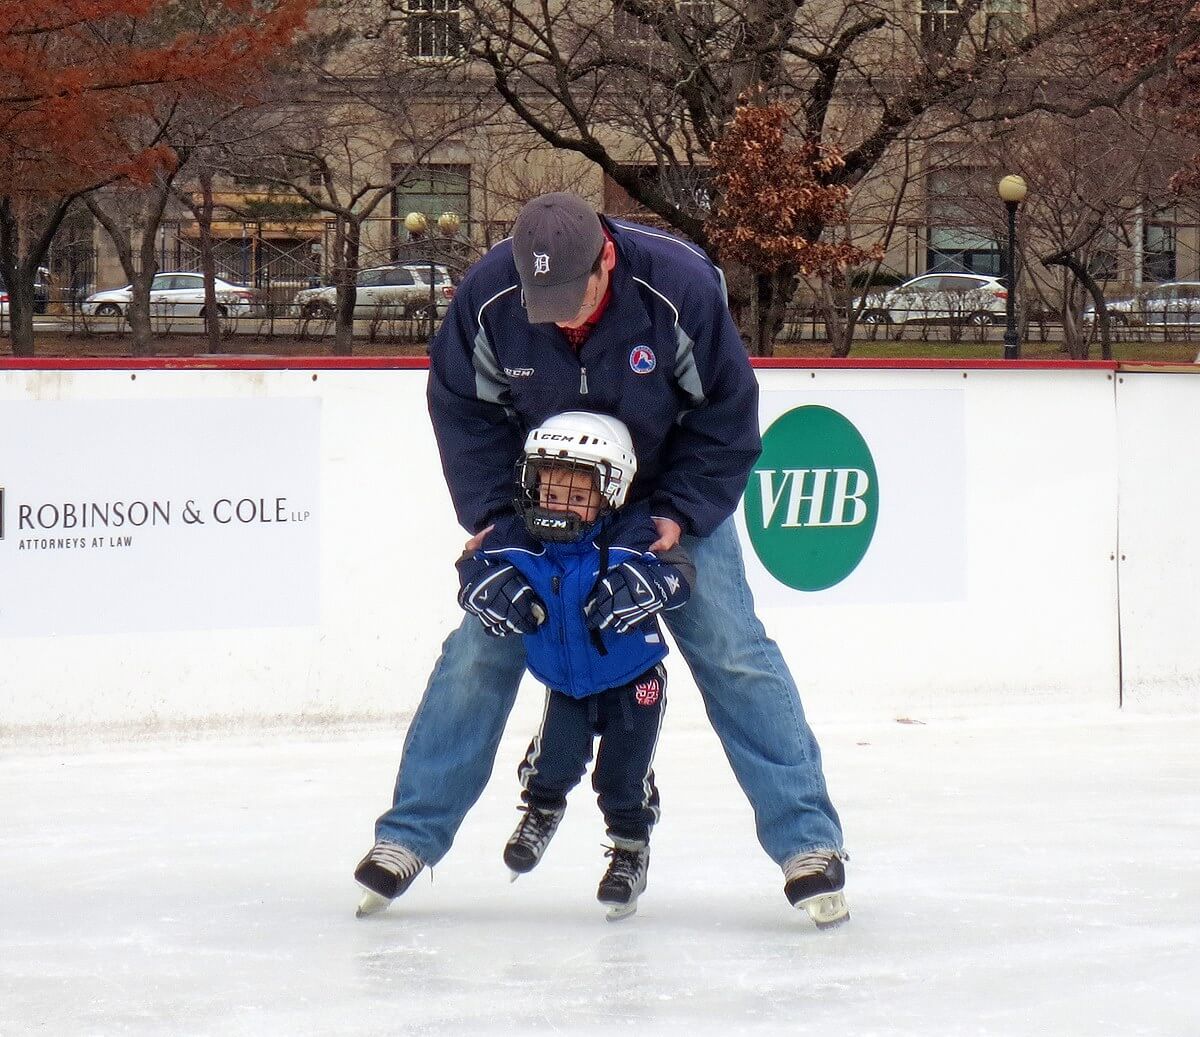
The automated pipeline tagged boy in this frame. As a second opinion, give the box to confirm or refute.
[457,411,694,920]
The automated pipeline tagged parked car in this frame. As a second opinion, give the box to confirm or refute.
[853,273,1009,327]
[82,272,260,317]
[1082,282,1200,327]
[0,267,53,315]
[294,263,455,320]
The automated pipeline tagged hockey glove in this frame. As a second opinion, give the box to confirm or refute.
[584,559,686,635]
[457,556,547,637]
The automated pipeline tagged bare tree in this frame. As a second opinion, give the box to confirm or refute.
[453,0,1200,352]
[950,107,1182,358]
[216,15,501,354]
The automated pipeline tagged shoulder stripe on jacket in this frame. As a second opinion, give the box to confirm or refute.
[470,284,521,408]
[632,276,679,326]
[611,220,709,262]
[477,283,519,327]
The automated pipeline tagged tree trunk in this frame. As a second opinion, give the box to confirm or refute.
[87,172,177,357]
[126,268,156,356]
[0,196,77,356]
[197,171,222,354]
[823,278,854,358]
[721,261,795,356]
[6,276,37,356]
[1043,251,1112,361]
[333,217,361,356]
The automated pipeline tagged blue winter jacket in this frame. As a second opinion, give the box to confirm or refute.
[471,505,694,699]
[427,216,762,543]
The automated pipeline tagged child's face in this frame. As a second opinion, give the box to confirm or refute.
[538,465,602,524]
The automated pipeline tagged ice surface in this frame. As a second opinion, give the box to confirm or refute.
[2,697,1198,1036]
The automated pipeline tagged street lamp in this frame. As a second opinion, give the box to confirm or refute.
[404,210,437,326]
[997,174,1028,360]
[432,211,460,319]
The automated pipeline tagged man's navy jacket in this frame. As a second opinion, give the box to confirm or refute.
[427,216,762,542]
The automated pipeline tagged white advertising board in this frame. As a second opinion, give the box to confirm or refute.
[0,398,320,637]
[735,388,966,606]
[0,361,1165,732]
[1114,371,1200,711]
[732,367,1120,719]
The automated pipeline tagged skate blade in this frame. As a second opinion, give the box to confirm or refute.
[355,889,393,918]
[603,899,639,922]
[798,891,849,929]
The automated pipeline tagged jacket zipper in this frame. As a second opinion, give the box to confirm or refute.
[579,366,589,395]
[551,575,565,646]
[550,572,577,691]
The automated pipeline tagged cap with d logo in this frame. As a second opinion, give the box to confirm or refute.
[512,193,605,323]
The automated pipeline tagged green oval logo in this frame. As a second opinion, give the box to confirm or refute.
[744,405,879,591]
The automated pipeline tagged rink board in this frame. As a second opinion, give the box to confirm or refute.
[0,359,1185,730]
[1113,370,1200,710]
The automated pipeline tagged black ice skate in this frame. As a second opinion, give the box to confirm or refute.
[596,837,649,921]
[503,803,566,880]
[783,850,849,929]
[354,841,424,917]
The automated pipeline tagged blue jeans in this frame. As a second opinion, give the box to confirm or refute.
[375,517,843,866]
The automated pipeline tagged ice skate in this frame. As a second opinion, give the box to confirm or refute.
[783,850,849,929]
[356,889,393,917]
[596,837,649,921]
[353,841,424,917]
[503,803,566,880]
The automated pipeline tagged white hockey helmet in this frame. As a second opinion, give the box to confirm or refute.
[516,411,638,540]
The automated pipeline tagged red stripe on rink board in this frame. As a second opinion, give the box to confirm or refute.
[752,357,1119,371]
[0,356,430,371]
[0,356,1124,372]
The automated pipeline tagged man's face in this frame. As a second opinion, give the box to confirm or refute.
[538,465,602,524]
[554,239,617,330]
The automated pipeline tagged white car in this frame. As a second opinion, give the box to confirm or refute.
[294,263,455,320]
[1083,282,1200,328]
[855,273,1009,327]
[83,272,259,317]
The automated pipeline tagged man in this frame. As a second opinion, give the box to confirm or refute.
[355,192,848,928]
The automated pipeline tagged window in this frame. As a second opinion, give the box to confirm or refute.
[391,164,470,261]
[357,269,386,287]
[984,0,1025,47]
[926,168,1000,275]
[391,164,470,244]
[903,276,946,293]
[1143,222,1176,282]
[382,267,417,286]
[941,274,987,292]
[1086,228,1120,281]
[404,0,461,59]
[920,0,960,45]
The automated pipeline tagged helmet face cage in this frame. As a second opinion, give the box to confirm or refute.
[515,412,638,542]
[515,454,617,543]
